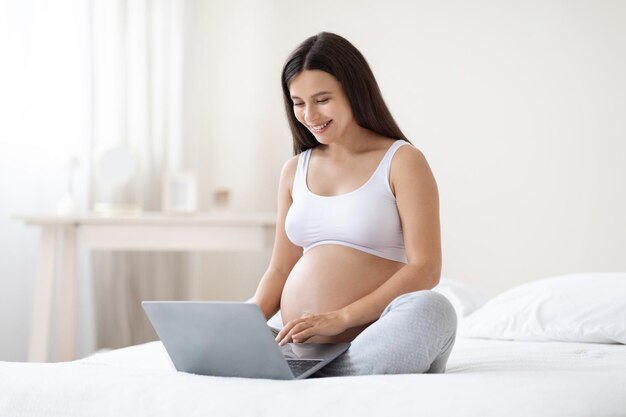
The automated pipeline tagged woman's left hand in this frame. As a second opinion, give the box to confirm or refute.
[275,310,349,346]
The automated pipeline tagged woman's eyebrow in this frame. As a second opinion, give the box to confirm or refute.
[290,91,332,100]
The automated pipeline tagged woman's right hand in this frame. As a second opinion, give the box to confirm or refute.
[275,310,349,346]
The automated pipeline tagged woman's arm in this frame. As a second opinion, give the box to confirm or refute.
[248,156,303,320]
[340,145,441,327]
[276,145,441,344]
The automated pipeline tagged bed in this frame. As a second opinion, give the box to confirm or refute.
[2,272,625,417]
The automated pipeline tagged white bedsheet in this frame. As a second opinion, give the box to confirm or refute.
[1,338,625,417]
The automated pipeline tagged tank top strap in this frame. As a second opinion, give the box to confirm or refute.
[292,148,312,197]
[380,139,410,182]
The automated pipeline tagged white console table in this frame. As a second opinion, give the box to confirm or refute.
[16,212,276,363]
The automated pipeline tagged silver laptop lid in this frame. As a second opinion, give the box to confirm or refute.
[143,301,294,379]
[142,301,349,380]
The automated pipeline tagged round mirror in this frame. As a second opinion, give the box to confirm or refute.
[95,145,137,186]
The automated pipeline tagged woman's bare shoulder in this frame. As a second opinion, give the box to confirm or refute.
[393,140,428,166]
[278,153,301,194]
[390,143,436,193]
[281,153,300,176]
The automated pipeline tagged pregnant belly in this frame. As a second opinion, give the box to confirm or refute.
[280,244,404,343]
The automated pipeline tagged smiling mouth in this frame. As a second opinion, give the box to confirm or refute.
[308,120,332,133]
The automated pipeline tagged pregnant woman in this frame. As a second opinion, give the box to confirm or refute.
[249,32,457,377]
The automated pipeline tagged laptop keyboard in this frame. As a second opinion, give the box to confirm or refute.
[287,359,323,378]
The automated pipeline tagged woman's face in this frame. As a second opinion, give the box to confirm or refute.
[288,70,355,145]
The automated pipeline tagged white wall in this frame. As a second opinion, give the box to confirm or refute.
[183,0,626,298]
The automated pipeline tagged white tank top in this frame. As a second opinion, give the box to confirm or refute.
[285,139,409,263]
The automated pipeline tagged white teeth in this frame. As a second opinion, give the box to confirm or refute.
[310,121,330,131]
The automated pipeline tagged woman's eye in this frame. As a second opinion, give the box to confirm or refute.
[293,102,304,107]
[316,98,329,104]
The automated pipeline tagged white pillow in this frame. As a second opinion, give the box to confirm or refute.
[433,277,488,320]
[459,272,626,344]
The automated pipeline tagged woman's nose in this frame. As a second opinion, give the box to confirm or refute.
[304,106,319,123]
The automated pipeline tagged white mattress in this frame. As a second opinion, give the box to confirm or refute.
[1,338,626,417]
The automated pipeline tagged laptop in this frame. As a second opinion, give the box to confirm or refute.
[142,301,350,380]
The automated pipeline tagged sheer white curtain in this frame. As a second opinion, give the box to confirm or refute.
[0,0,92,360]
[89,0,190,349]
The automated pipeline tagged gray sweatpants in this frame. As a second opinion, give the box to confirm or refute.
[310,290,457,377]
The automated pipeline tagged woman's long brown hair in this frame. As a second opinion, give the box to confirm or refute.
[281,32,409,155]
